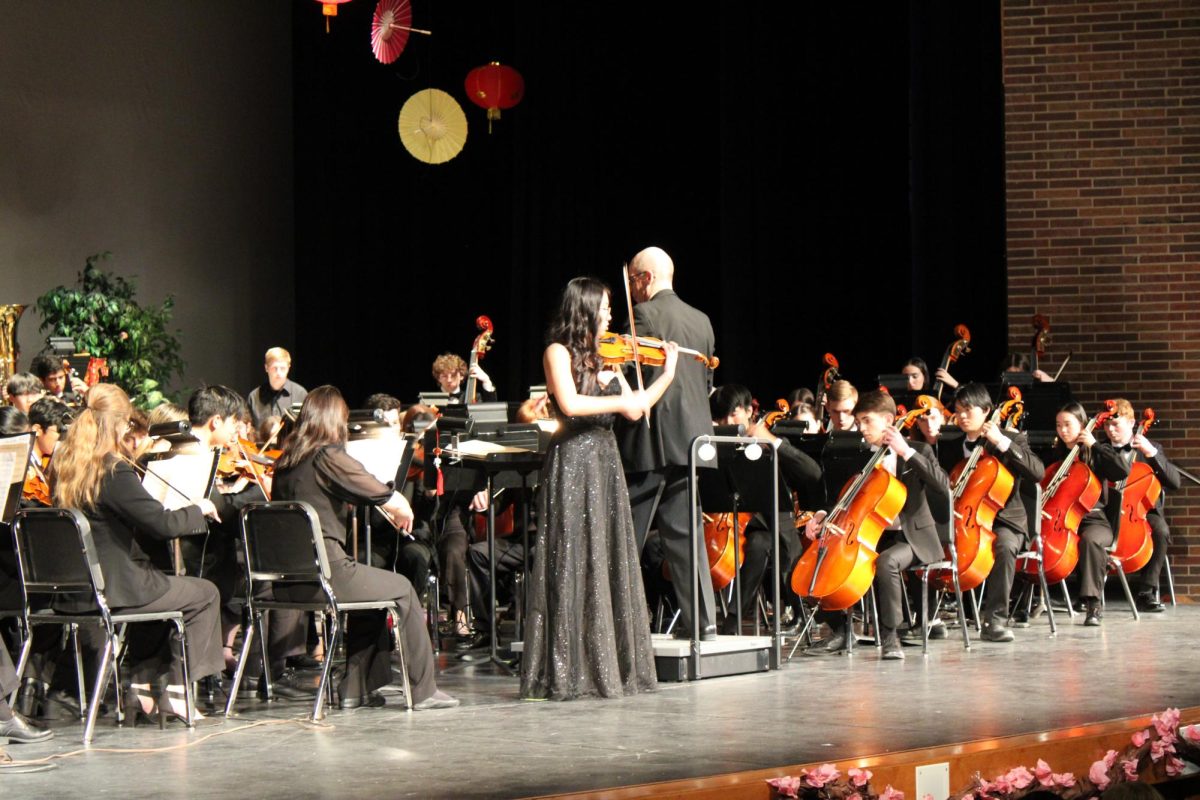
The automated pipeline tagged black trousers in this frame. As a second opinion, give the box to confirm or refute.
[274,541,438,703]
[733,519,802,619]
[1131,512,1170,596]
[627,467,717,633]
[0,638,16,698]
[119,576,224,686]
[1076,514,1114,600]
[467,538,526,631]
[982,526,1024,627]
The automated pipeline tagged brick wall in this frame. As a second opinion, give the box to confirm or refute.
[1002,0,1200,597]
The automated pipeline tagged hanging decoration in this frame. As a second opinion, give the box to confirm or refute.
[370,0,432,65]
[464,62,525,133]
[315,0,352,33]
[398,89,468,164]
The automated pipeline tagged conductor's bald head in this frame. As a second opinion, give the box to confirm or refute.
[629,246,674,302]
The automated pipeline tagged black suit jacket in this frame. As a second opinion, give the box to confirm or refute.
[936,430,1044,537]
[894,441,951,565]
[85,459,208,608]
[272,445,394,551]
[616,289,715,472]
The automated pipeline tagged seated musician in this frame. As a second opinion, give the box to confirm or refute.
[1052,402,1130,626]
[709,385,821,635]
[1101,398,1180,613]
[5,373,44,414]
[23,398,73,507]
[246,346,308,430]
[902,357,931,392]
[29,355,84,407]
[822,379,858,433]
[804,390,949,659]
[931,383,1044,642]
[432,352,496,404]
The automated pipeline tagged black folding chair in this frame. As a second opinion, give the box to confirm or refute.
[11,507,195,743]
[1011,484,1059,635]
[905,491,971,654]
[224,501,412,721]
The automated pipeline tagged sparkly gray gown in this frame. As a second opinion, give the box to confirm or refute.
[520,378,658,700]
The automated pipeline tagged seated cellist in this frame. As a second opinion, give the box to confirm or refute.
[804,390,949,660]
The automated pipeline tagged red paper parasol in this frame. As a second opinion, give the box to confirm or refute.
[372,0,430,64]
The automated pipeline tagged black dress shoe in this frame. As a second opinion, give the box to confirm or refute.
[807,632,846,655]
[38,689,82,721]
[981,624,1015,642]
[1136,595,1166,613]
[880,630,905,660]
[286,654,323,671]
[338,691,385,710]
[672,625,717,642]
[1084,601,1102,627]
[0,712,55,744]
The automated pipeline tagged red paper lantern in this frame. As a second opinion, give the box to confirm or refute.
[464,62,524,133]
[315,0,352,33]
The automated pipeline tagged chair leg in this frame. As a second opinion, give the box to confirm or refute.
[1038,566,1057,637]
[390,608,413,711]
[1060,582,1075,620]
[72,625,88,719]
[255,610,273,701]
[951,570,970,650]
[224,612,257,717]
[920,573,930,656]
[312,614,341,722]
[84,636,115,745]
[1164,553,1177,607]
[9,623,35,706]
[1110,563,1140,621]
[174,621,195,727]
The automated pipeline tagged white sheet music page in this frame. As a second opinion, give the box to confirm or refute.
[0,434,32,485]
[143,451,217,511]
[346,428,408,486]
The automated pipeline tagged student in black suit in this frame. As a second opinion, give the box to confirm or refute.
[1101,398,1181,613]
[52,383,224,721]
[616,246,719,639]
[804,391,949,659]
[930,383,1044,642]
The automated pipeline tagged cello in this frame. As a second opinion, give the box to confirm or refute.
[1110,407,1159,574]
[1021,404,1114,583]
[789,401,931,611]
[931,324,971,403]
[931,388,1024,593]
[703,512,752,591]
[463,316,495,405]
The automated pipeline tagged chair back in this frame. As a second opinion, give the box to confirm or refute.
[240,501,330,584]
[11,507,108,615]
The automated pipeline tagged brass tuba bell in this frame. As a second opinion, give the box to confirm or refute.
[0,304,26,391]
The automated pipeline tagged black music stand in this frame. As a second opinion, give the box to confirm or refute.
[696,439,792,645]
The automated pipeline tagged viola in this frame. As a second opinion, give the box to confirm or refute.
[1022,405,1114,583]
[1110,408,1159,574]
[931,388,1023,593]
[931,324,971,402]
[464,316,495,405]
[23,460,51,507]
[597,332,718,370]
[703,512,752,591]
[789,401,931,611]
[814,353,840,431]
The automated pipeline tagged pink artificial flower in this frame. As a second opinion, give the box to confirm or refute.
[1034,759,1055,787]
[1182,724,1200,744]
[1104,749,1119,768]
[990,774,1013,795]
[848,794,863,800]
[1166,755,1185,777]
[848,768,872,788]
[1153,708,1181,738]
[767,775,802,798]
[1121,759,1140,781]
[1053,771,1076,788]
[1004,765,1034,790]
[977,778,994,794]
[804,763,841,788]
[878,786,905,800]
[1089,759,1112,792]
[1132,729,1150,747]
[1151,739,1167,762]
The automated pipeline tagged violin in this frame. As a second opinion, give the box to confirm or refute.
[23,457,52,507]
[931,388,1023,593]
[464,316,495,405]
[1021,404,1114,584]
[931,324,971,402]
[814,353,840,431]
[597,332,719,370]
[789,400,932,611]
[1110,407,1158,574]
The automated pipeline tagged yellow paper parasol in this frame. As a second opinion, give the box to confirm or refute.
[398,88,467,165]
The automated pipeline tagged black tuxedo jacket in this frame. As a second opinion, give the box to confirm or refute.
[936,429,1044,537]
[85,459,208,608]
[616,289,715,472]
[893,440,951,565]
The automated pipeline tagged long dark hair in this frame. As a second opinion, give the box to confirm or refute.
[276,385,349,470]
[546,277,609,394]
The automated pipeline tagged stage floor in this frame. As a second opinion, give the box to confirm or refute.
[4,601,1198,799]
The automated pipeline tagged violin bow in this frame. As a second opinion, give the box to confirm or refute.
[622,263,651,429]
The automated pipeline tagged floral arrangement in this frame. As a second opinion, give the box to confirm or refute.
[768,708,1200,800]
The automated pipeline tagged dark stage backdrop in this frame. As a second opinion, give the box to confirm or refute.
[294,2,1005,408]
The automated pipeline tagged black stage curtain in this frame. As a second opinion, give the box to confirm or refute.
[293,2,1004,407]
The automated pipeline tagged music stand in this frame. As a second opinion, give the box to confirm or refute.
[0,433,34,524]
[347,421,410,561]
[418,391,450,407]
[876,374,910,395]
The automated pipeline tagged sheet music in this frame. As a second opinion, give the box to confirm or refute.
[346,430,408,486]
[0,434,31,485]
[143,451,218,511]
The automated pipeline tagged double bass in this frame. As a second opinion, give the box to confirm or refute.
[463,315,495,405]
[1021,404,1114,583]
[813,353,840,431]
[931,324,971,402]
[931,388,1024,593]
[1110,408,1159,574]
[789,401,931,611]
